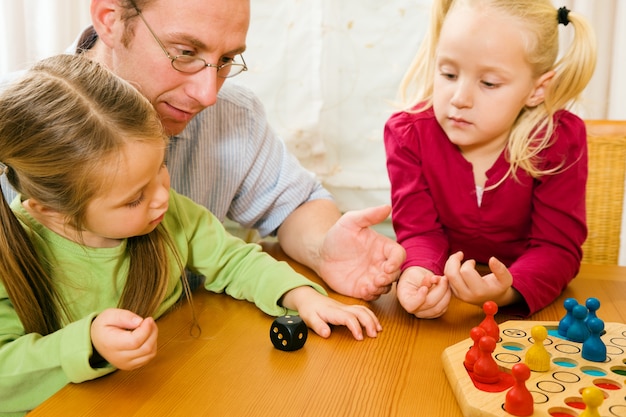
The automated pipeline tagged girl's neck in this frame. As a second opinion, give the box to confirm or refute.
[460,139,507,188]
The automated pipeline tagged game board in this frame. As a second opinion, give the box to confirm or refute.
[442,320,626,417]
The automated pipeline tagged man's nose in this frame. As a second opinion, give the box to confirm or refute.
[185,68,220,107]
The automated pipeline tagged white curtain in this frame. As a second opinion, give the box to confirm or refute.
[1,0,624,261]
[0,0,91,73]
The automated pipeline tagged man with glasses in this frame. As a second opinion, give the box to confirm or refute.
[2,0,405,301]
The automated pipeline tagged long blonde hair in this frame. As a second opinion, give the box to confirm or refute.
[397,0,597,179]
[0,54,186,335]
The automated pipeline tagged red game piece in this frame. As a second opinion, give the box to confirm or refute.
[504,363,533,416]
[473,335,499,384]
[464,326,487,371]
[479,301,499,342]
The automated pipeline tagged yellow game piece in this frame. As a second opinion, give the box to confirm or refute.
[578,386,604,417]
[524,325,550,372]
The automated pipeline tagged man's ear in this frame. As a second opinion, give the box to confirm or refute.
[525,70,555,107]
[90,0,121,48]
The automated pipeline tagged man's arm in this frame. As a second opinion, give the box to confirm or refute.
[277,199,341,275]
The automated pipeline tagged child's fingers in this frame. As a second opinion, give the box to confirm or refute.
[397,280,429,314]
[304,304,382,341]
[352,305,382,337]
[488,256,513,286]
[100,308,144,331]
[422,274,442,287]
[443,251,464,283]
[131,317,158,347]
[417,276,451,318]
[306,318,332,339]
[333,305,382,340]
[339,313,366,340]
[460,258,477,276]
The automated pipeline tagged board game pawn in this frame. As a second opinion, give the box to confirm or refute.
[524,325,550,372]
[578,386,604,417]
[566,304,590,343]
[584,297,600,326]
[464,326,487,371]
[558,297,578,337]
[504,363,533,416]
[473,335,499,384]
[582,317,606,362]
[479,301,500,342]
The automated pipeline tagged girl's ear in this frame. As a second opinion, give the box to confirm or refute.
[526,70,555,107]
[23,199,78,240]
[26,199,50,214]
[24,199,64,222]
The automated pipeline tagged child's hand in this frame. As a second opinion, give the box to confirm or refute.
[90,308,159,371]
[445,251,518,306]
[396,266,451,318]
[280,286,382,340]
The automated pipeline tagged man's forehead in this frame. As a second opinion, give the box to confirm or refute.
[136,0,249,51]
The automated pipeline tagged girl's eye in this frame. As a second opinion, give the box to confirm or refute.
[481,80,499,88]
[127,195,145,208]
[440,72,457,81]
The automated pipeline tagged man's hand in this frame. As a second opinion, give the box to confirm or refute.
[318,205,406,300]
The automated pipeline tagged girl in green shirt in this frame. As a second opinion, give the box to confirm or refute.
[0,54,381,416]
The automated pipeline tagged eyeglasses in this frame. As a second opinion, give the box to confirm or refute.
[133,7,247,78]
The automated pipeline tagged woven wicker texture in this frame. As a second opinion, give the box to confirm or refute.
[582,120,626,265]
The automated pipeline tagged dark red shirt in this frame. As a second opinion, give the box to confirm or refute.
[384,107,587,316]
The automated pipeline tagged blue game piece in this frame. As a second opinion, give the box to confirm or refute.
[585,297,600,325]
[582,317,606,362]
[558,298,578,337]
[566,304,589,342]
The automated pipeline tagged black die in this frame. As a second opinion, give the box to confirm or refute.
[270,315,308,351]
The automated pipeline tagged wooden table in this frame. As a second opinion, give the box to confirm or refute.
[30,242,626,417]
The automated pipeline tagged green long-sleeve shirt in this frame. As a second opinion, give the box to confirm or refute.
[0,190,325,416]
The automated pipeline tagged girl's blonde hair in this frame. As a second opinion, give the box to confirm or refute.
[397,0,597,179]
[0,54,185,335]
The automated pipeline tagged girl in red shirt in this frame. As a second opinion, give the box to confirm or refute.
[384,0,596,317]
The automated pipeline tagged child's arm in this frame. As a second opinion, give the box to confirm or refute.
[90,308,158,370]
[280,286,382,340]
[396,266,451,319]
[0,294,116,414]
